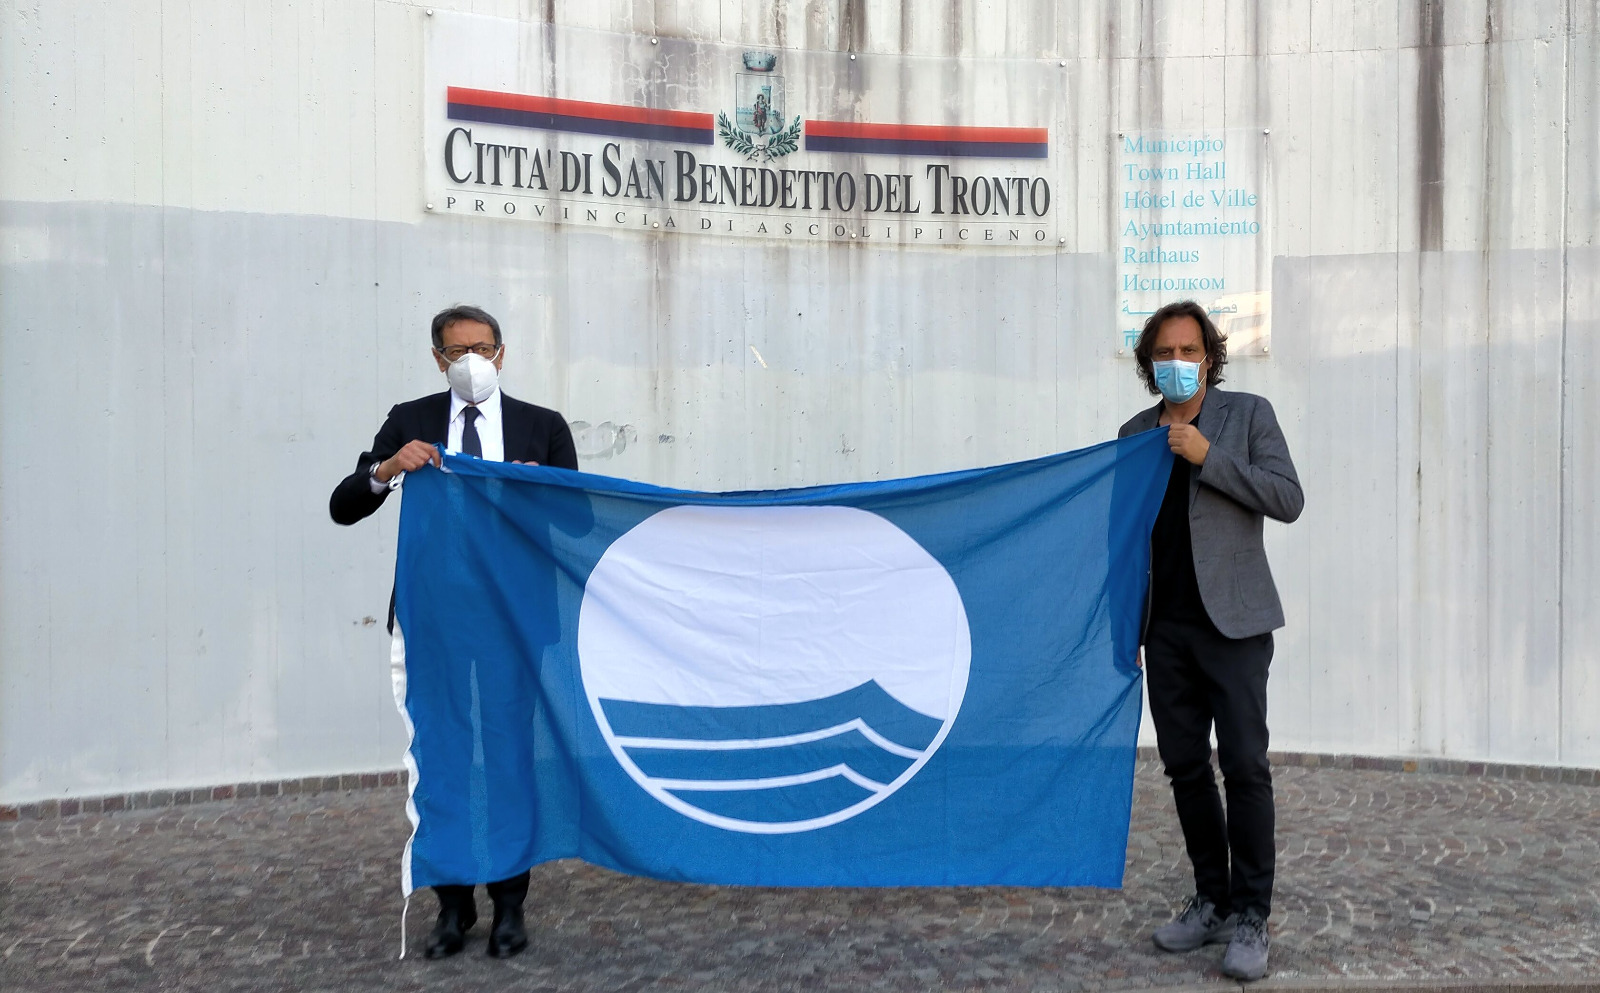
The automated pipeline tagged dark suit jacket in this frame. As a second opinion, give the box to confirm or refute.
[1118,387,1303,639]
[329,390,578,526]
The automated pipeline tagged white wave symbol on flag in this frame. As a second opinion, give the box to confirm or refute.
[599,680,943,829]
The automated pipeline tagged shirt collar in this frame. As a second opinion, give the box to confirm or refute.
[449,386,503,425]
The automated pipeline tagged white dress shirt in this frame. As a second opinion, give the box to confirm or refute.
[369,387,506,492]
[447,387,505,462]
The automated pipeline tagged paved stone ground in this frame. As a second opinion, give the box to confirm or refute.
[3,761,1598,993]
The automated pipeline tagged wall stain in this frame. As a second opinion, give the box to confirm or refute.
[840,0,866,53]
[772,0,788,48]
[571,420,639,459]
[1482,0,1506,257]
[1416,0,1445,252]
[804,0,828,51]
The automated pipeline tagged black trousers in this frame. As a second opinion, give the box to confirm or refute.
[433,871,530,915]
[1145,615,1274,917]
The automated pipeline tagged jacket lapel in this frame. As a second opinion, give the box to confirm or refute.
[421,392,451,445]
[499,393,529,460]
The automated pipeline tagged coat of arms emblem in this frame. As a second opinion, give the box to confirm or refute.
[717,51,802,161]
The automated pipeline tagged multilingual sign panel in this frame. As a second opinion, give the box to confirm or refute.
[1114,130,1272,355]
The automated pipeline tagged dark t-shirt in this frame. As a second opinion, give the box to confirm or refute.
[1149,410,1210,625]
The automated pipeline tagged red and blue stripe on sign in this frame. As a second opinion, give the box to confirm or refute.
[447,87,715,145]
[804,121,1048,159]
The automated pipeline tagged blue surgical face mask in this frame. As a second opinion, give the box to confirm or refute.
[1152,359,1203,403]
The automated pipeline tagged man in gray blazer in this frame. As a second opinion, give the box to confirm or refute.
[1117,299,1303,982]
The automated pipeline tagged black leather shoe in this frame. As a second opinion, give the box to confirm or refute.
[486,904,528,959]
[423,905,477,960]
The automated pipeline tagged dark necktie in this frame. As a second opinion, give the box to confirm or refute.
[461,406,483,458]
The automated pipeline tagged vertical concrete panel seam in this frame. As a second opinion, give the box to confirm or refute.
[159,0,173,786]
[370,1,383,752]
[1556,0,1573,762]
[1393,19,1407,757]
[1479,24,1495,756]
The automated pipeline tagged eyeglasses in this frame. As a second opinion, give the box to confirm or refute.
[435,343,502,362]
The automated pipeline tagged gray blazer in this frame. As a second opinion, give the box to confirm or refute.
[1118,387,1304,639]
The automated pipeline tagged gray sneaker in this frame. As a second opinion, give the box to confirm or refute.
[1151,895,1235,952]
[1221,909,1270,980]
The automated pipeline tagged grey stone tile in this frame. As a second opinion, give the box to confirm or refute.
[2,765,1598,992]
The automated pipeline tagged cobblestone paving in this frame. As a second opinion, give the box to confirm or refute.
[3,761,1598,992]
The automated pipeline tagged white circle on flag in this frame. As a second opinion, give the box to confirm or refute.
[577,504,971,834]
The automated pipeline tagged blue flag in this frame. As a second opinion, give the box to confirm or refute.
[391,431,1172,892]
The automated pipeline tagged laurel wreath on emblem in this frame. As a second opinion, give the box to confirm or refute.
[766,116,802,157]
[717,112,803,162]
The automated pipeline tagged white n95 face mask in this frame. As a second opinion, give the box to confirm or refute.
[446,352,499,404]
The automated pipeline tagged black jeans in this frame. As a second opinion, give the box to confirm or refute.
[1145,615,1274,917]
[434,871,530,915]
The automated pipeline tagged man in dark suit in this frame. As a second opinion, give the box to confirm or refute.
[330,304,577,960]
[1118,300,1303,982]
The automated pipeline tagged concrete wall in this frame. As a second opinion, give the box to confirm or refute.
[2,0,1596,803]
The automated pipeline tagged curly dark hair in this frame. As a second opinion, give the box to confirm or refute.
[430,304,503,349]
[1132,299,1228,396]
